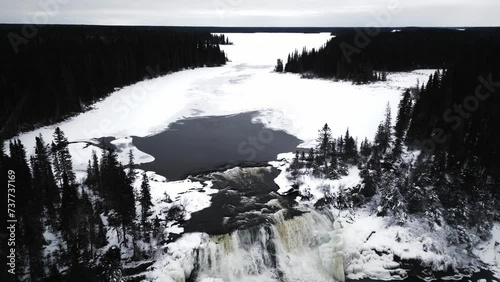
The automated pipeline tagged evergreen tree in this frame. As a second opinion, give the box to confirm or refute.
[360,137,372,158]
[140,172,153,237]
[393,90,412,158]
[100,149,136,241]
[85,160,94,187]
[52,127,75,185]
[291,150,301,169]
[9,139,45,281]
[343,130,350,161]
[316,123,333,173]
[383,102,392,150]
[85,150,102,193]
[74,197,92,264]
[77,189,104,262]
[92,150,101,191]
[329,141,338,169]
[373,122,385,157]
[31,134,60,223]
[140,172,153,219]
[275,59,284,72]
[374,104,393,154]
[306,148,316,170]
[344,128,358,163]
[127,149,135,182]
[337,136,344,157]
[60,172,78,238]
[290,150,301,178]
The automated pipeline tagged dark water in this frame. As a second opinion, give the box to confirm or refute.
[185,166,301,235]
[133,111,302,180]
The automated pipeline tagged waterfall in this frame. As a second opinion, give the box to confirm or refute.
[192,209,345,282]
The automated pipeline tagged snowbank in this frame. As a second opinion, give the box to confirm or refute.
[132,169,218,222]
[271,152,361,204]
[473,223,500,278]
[147,233,206,282]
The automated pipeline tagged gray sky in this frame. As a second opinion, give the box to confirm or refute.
[1,0,499,27]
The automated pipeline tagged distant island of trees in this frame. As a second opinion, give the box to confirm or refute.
[276,28,500,84]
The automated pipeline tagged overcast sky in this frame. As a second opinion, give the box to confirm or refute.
[1,0,499,27]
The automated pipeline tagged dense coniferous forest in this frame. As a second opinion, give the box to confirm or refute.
[279,28,500,84]
[280,29,500,223]
[290,69,499,241]
[1,128,165,281]
[0,25,227,138]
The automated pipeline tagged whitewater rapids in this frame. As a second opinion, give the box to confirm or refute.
[149,209,346,282]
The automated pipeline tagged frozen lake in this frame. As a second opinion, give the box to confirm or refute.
[133,111,301,180]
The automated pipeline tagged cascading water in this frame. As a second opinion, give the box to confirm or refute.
[190,209,345,282]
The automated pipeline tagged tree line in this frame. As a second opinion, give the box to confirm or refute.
[276,28,500,84]
[0,25,228,139]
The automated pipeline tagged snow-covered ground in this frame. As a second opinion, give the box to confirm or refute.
[474,223,500,278]
[132,169,218,236]
[271,152,361,201]
[8,33,433,169]
[269,153,500,281]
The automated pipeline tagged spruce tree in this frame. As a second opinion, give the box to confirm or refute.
[92,150,101,192]
[360,137,373,158]
[31,135,60,223]
[61,171,78,238]
[275,59,284,72]
[393,90,412,158]
[344,129,350,161]
[373,122,385,157]
[100,149,136,241]
[344,128,358,163]
[316,123,333,173]
[290,150,301,178]
[291,150,301,169]
[85,160,94,187]
[306,148,315,170]
[383,102,392,152]
[9,139,45,281]
[127,149,135,182]
[140,172,153,237]
[337,136,344,157]
[329,141,338,169]
[52,127,75,185]
[374,104,393,154]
